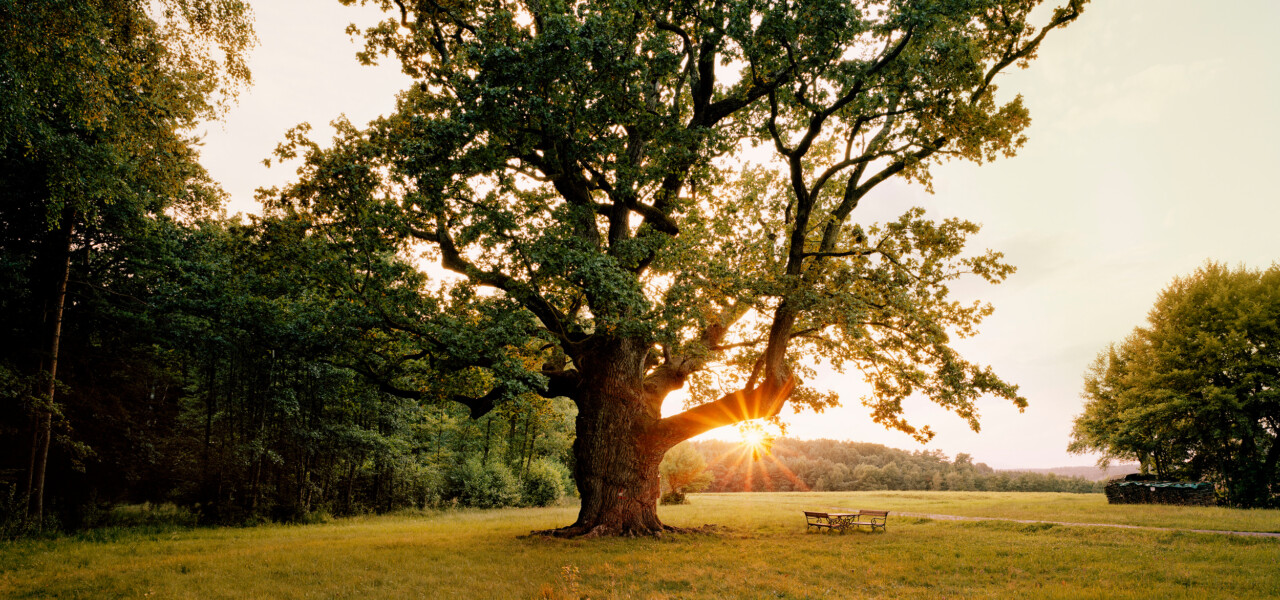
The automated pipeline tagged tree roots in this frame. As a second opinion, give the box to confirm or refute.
[529,522,725,539]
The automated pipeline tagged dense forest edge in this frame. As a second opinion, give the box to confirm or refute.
[684,439,1105,494]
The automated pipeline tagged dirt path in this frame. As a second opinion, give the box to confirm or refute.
[901,511,1280,538]
[827,507,1280,539]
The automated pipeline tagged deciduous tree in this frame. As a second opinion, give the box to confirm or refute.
[659,442,711,503]
[284,0,1086,535]
[0,0,252,522]
[1070,263,1280,507]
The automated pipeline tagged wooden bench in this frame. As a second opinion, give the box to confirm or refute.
[848,509,889,532]
[804,511,837,531]
[803,510,890,533]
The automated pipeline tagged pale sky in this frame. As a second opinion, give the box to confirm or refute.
[200,1,1280,469]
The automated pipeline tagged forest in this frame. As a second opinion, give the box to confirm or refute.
[687,439,1102,494]
[0,0,576,526]
[0,210,581,531]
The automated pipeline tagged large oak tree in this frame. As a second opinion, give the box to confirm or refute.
[281,0,1086,535]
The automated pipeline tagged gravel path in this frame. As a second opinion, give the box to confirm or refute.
[826,507,1280,539]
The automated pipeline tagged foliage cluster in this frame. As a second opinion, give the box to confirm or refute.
[0,209,579,529]
[1070,262,1280,508]
[691,439,1103,493]
[658,442,713,504]
[445,456,523,509]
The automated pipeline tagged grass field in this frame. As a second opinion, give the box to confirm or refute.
[2,492,1277,599]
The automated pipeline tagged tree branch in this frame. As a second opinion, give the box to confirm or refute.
[975,1,1085,102]
[649,377,796,445]
[433,214,583,348]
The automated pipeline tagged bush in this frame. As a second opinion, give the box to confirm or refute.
[521,459,564,507]
[445,456,521,508]
[0,482,56,539]
[543,459,577,498]
[660,490,687,505]
[660,442,711,503]
[102,503,199,529]
[415,464,447,509]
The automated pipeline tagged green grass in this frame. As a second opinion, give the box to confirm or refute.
[1,492,1277,599]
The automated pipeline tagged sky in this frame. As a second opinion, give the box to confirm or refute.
[199,0,1280,469]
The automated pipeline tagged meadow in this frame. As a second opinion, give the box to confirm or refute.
[2,492,1277,599]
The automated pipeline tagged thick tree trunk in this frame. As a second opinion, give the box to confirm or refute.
[568,402,666,536]
[544,338,674,537]
[536,333,797,537]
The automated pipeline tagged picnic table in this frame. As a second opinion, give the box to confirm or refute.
[803,509,890,533]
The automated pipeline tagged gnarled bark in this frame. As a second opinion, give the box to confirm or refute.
[544,338,669,537]
[537,336,795,538]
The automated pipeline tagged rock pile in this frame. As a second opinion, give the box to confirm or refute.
[1104,475,1216,506]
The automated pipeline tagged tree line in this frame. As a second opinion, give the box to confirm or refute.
[687,439,1103,494]
[0,1,574,531]
[0,0,585,534]
[0,209,580,532]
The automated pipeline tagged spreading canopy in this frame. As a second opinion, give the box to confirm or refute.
[275,0,1086,534]
[290,0,1083,430]
[1070,263,1280,507]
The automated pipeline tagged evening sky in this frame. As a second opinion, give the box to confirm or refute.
[199,0,1280,468]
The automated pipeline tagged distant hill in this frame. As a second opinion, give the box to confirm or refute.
[1000,465,1140,482]
[685,438,1105,493]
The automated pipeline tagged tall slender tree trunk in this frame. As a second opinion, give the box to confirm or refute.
[201,358,217,503]
[343,457,358,514]
[505,412,518,464]
[525,419,537,477]
[25,212,74,523]
[1263,432,1280,503]
[319,455,333,505]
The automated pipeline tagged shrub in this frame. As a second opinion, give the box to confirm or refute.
[521,459,565,507]
[406,463,446,509]
[540,459,577,498]
[659,442,711,504]
[445,456,521,508]
[0,482,55,539]
[103,503,199,528]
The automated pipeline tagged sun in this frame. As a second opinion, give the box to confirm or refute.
[741,427,767,450]
[737,424,773,459]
